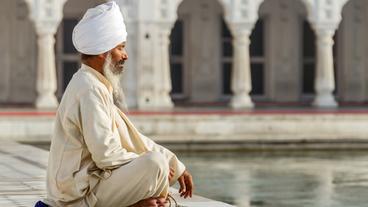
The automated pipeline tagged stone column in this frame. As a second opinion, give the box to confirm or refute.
[156,26,174,108]
[34,26,58,108]
[313,29,338,107]
[229,25,254,108]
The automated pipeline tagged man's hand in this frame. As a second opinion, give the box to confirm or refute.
[168,167,175,183]
[177,170,194,198]
[130,197,166,207]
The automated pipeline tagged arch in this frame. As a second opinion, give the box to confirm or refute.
[336,0,368,102]
[338,0,353,18]
[176,0,224,19]
[169,0,227,103]
[62,0,107,18]
[0,0,38,104]
[170,0,227,27]
[259,0,308,17]
[216,0,233,22]
[22,0,32,16]
[56,0,107,98]
[257,0,312,102]
[300,0,313,18]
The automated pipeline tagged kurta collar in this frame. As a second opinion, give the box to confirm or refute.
[81,64,113,93]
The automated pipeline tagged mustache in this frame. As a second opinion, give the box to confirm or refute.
[116,60,125,66]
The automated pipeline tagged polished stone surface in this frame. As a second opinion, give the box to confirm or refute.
[0,142,233,207]
[0,142,47,206]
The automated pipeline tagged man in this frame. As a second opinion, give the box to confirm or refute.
[44,2,193,207]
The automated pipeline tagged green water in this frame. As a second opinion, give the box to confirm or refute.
[175,150,368,207]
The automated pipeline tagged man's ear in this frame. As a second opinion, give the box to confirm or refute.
[98,52,108,60]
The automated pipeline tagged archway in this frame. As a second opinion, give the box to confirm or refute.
[337,0,368,103]
[169,0,225,106]
[56,0,106,99]
[257,0,310,103]
[0,0,37,105]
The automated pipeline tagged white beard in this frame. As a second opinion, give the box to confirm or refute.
[103,53,128,111]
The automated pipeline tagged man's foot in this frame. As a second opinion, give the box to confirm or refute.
[129,197,167,207]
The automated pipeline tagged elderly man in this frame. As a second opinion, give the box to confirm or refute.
[44,2,193,207]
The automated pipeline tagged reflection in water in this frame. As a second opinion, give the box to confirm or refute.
[174,151,368,207]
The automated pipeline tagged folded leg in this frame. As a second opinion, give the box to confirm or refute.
[94,151,170,207]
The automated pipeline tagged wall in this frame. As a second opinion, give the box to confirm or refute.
[0,0,37,105]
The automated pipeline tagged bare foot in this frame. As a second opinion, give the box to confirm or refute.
[129,197,167,207]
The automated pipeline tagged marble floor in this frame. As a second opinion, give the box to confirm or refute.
[0,142,47,206]
[0,142,233,207]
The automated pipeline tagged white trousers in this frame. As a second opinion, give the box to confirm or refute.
[94,151,170,207]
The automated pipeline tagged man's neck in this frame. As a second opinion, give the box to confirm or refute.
[82,60,104,74]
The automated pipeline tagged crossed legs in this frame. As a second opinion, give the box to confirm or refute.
[94,152,170,207]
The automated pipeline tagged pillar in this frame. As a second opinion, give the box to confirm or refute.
[34,26,58,109]
[306,0,349,107]
[156,26,174,108]
[313,29,338,107]
[30,0,64,109]
[229,25,254,108]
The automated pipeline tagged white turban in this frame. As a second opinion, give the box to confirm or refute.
[72,1,127,55]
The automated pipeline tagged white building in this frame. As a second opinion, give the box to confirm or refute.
[1,0,367,109]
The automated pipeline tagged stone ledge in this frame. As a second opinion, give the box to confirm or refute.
[1,113,368,144]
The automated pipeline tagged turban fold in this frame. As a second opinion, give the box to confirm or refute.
[72,1,127,55]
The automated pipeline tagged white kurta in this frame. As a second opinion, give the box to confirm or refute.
[45,64,185,207]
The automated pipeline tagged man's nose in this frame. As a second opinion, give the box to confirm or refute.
[123,52,128,60]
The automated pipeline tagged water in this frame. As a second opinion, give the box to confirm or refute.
[174,151,368,207]
[30,142,368,207]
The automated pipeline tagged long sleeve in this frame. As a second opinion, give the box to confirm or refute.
[79,87,138,169]
[114,106,186,185]
[137,132,186,186]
